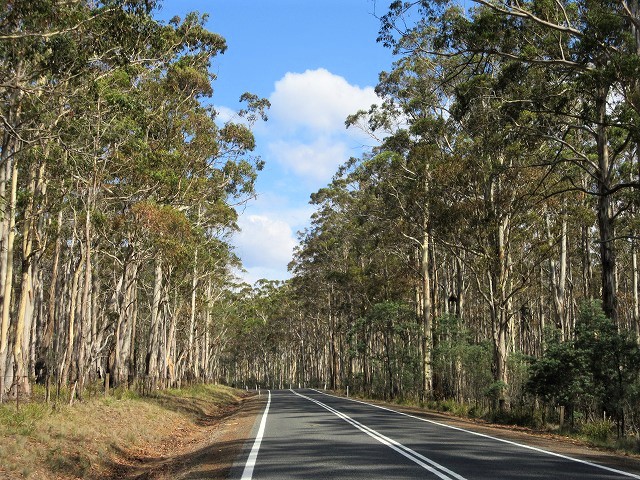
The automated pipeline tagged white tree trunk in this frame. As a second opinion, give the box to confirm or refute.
[0,159,18,399]
[146,258,163,385]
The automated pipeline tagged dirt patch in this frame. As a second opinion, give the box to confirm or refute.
[104,395,264,480]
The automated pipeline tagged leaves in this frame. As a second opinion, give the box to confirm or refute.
[527,302,640,422]
[0,0,267,396]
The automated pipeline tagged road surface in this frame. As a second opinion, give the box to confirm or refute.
[231,389,640,479]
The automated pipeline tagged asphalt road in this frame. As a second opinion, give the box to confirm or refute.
[231,389,640,480]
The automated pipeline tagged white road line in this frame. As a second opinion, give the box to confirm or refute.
[314,390,640,480]
[292,390,467,480]
[241,390,271,480]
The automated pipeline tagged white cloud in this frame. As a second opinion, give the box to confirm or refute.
[268,138,349,181]
[228,69,382,283]
[239,266,291,286]
[250,192,316,227]
[269,68,378,134]
[234,214,297,270]
[214,105,264,133]
[214,105,237,124]
[231,198,317,285]
[262,69,381,183]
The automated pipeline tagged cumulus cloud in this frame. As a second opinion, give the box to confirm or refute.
[260,68,381,183]
[239,266,291,286]
[268,138,349,181]
[249,192,316,227]
[228,69,382,283]
[213,105,266,134]
[232,197,317,285]
[214,105,237,124]
[234,214,297,270]
[269,68,378,134]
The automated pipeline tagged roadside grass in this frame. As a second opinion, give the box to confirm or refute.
[576,420,640,454]
[0,383,247,479]
[346,393,640,457]
[408,397,640,456]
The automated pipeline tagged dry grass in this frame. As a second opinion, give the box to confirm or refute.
[0,383,246,479]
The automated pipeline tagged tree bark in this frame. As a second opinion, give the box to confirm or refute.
[546,211,568,339]
[61,235,85,387]
[595,85,618,322]
[0,159,18,398]
[146,257,163,385]
[188,248,198,378]
[421,227,433,398]
[632,231,639,343]
[13,162,40,398]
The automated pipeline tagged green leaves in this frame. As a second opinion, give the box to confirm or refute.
[527,301,640,424]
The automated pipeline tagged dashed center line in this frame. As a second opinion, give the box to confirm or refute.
[314,390,640,480]
[291,390,467,480]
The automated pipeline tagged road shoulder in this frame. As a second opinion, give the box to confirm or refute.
[107,394,264,480]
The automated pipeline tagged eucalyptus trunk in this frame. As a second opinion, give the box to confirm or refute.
[76,191,95,398]
[487,168,512,411]
[113,255,139,386]
[0,158,18,399]
[595,85,618,322]
[188,248,198,378]
[61,249,84,387]
[13,162,40,397]
[421,227,433,398]
[632,232,639,343]
[42,210,63,374]
[546,211,568,339]
[146,257,163,385]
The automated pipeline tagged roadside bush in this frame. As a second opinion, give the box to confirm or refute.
[526,301,640,435]
[580,420,615,442]
[0,402,49,435]
[442,399,472,417]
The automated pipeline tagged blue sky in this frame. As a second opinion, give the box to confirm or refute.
[157,1,394,284]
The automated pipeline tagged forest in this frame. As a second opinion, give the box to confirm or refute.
[232,0,640,439]
[1,0,640,443]
[0,0,269,402]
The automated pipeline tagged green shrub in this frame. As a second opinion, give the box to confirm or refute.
[580,420,615,442]
[113,387,140,400]
[0,403,49,436]
[613,436,640,454]
[484,381,508,402]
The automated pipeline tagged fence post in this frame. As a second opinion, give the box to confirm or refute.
[105,373,110,397]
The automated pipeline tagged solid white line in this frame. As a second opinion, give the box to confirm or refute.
[241,390,271,480]
[292,390,466,480]
[314,390,640,480]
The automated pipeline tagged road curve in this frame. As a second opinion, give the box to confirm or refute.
[230,389,640,480]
